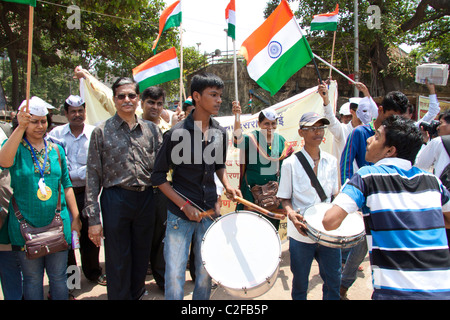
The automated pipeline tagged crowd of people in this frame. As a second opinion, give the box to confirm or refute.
[0,67,449,301]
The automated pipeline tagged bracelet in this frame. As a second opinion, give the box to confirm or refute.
[180,200,190,211]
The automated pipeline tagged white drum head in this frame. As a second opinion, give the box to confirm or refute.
[304,203,365,237]
[201,211,281,294]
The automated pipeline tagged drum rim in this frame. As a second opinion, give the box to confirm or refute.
[201,210,282,291]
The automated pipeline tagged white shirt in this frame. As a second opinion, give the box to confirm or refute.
[48,123,95,187]
[323,103,356,167]
[416,94,440,126]
[277,148,339,243]
[415,136,450,178]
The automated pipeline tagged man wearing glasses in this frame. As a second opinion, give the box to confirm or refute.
[83,78,162,300]
[277,90,341,300]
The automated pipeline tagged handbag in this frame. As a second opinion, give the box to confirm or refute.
[295,151,328,202]
[12,146,69,260]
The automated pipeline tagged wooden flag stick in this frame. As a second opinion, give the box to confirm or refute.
[233,38,240,122]
[25,5,34,113]
[329,30,336,78]
[178,22,185,107]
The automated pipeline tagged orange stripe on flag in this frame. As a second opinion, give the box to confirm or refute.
[313,4,339,18]
[225,0,235,19]
[132,47,177,75]
[240,0,293,65]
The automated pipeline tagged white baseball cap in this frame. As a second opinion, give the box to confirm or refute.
[339,102,351,115]
[19,96,55,116]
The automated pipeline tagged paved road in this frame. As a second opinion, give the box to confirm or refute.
[38,240,372,300]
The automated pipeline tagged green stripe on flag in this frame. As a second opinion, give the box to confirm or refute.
[227,24,235,40]
[162,12,182,34]
[257,37,313,95]
[1,0,36,6]
[137,68,180,91]
[310,22,337,31]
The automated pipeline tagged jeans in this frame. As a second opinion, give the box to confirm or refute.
[0,251,23,300]
[164,210,213,300]
[289,238,341,300]
[18,249,68,300]
[341,237,368,289]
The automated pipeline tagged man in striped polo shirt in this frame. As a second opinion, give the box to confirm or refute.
[323,115,450,300]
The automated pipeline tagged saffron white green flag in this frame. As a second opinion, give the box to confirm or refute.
[310,4,339,31]
[152,1,182,53]
[132,47,180,91]
[239,0,313,95]
[225,0,236,40]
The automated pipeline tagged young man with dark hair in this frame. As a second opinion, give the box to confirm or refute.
[84,77,162,300]
[152,73,241,300]
[324,115,450,300]
[340,90,409,183]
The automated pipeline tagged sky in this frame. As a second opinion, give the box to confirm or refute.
[165,0,298,55]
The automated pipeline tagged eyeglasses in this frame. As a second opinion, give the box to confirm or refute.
[116,93,138,100]
[301,125,327,132]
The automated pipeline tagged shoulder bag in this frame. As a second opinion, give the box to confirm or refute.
[295,151,328,202]
[12,145,69,259]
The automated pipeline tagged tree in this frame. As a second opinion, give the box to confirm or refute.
[264,0,449,96]
[0,0,206,109]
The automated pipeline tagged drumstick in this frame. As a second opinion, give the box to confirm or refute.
[234,196,286,220]
[174,189,215,220]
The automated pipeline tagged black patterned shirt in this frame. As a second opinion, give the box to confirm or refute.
[83,113,162,226]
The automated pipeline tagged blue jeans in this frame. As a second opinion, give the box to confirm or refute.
[0,251,23,300]
[164,211,213,300]
[18,250,68,300]
[289,238,341,300]
[341,237,368,289]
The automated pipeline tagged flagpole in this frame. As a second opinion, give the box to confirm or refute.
[25,5,34,113]
[314,53,356,84]
[179,22,184,108]
[233,38,239,122]
[329,30,336,78]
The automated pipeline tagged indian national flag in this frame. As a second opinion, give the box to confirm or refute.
[310,4,339,31]
[152,1,182,53]
[1,0,36,5]
[239,0,313,95]
[132,47,180,91]
[225,0,236,40]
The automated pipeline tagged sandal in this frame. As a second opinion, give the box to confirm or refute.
[96,274,107,286]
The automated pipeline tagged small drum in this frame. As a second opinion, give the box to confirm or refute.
[301,203,365,248]
[201,211,281,298]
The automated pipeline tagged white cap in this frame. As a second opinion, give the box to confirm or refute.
[19,96,55,116]
[65,95,85,107]
[261,108,279,121]
[339,102,351,115]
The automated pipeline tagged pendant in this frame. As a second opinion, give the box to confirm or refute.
[37,186,52,201]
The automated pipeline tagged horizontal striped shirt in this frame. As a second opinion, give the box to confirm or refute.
[333,157,450,300]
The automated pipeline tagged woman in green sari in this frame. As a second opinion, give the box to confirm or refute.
[232,102,293,229]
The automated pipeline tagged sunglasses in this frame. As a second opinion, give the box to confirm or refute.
[301,125,327,132]
[116,93,138,100]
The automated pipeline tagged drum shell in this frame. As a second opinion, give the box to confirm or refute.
[201,211,281,298]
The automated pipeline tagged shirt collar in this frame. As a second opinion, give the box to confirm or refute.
[375,157,412,170]
[112,113,141,130]
[184,109,221,131]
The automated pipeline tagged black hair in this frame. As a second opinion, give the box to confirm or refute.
[381,91,409,114]
[258,111,266,123]
[382,115,423,163]
[190,73,224,106]
[63,101,85,113]
[141,86,166,103]
[439,111,450,124]
[349,102,358,112]
[112,77,139,97]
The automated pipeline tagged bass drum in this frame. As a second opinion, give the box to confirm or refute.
[201,211,281,298]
